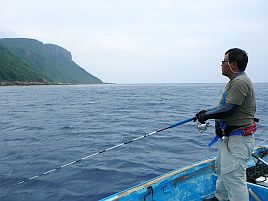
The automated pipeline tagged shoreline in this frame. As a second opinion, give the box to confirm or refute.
[0,81,68,86]
[0,81,110,86]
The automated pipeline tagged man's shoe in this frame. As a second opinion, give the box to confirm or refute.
[203,196,219,201]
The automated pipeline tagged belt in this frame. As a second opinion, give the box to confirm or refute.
[208,122,257,147]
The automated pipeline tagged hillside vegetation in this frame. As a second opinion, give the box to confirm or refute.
[0,38,103,85]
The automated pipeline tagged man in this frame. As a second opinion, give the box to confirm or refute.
[195,48,256,201]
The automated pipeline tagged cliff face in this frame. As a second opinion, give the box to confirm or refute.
[0,38,103,84]
[44,44,72,60]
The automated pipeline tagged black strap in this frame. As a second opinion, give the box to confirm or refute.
[254,118,260,123]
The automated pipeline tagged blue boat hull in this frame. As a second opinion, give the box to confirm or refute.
[101,146,268,201]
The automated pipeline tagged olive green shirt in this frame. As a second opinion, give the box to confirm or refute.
[219,72,256,126]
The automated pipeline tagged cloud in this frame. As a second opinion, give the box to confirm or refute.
[0,0,268,83]
[0,27,19,38]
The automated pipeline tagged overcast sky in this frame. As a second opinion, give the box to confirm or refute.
[0,0,267,83]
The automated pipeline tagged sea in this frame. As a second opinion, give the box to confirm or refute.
[0,83,267,201]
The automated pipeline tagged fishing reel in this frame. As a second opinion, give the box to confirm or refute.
[196,121,212,133]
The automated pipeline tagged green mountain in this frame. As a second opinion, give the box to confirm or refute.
[0,38,103,85]
[0,46,50,83]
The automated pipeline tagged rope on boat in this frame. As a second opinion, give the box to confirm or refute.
[13,117,195,187]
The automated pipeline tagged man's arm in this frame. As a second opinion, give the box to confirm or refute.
[196,103,238,123]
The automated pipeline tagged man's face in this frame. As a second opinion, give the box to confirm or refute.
[221,53,230,77]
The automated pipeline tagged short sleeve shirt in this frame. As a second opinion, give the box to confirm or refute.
[219,72,256,126]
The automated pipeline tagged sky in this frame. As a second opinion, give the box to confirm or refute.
[0,0,267,83]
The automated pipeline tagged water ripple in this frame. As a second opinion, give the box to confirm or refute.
[0,83,267,201]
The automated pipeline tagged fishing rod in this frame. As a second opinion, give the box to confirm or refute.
[14,117,201,187]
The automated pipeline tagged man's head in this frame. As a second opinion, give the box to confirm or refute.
[221,48,248,78]
[225,48,248,71]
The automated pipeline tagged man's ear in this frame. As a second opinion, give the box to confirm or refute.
[229,61,237,68]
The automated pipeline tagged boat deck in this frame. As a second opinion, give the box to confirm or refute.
[101,146,268,201]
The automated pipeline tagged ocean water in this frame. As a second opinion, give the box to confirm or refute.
[0,83,267,201]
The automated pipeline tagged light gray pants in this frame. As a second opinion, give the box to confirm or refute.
[215,135,255,201]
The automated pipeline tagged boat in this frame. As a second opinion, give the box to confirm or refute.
[100,145,268,201]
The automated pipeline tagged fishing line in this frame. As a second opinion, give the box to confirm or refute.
[12,117,195,187]
[255,129,265,141]
[254,121,267,146]
[255,130,265,139]
[256,134,268,147]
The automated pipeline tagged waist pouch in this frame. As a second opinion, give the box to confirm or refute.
[215,122,257,138]
[209,120,258,147]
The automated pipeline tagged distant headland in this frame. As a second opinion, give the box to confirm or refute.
[0,38,103,86]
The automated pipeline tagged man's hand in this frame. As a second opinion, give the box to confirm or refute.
[195,110,208,124]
